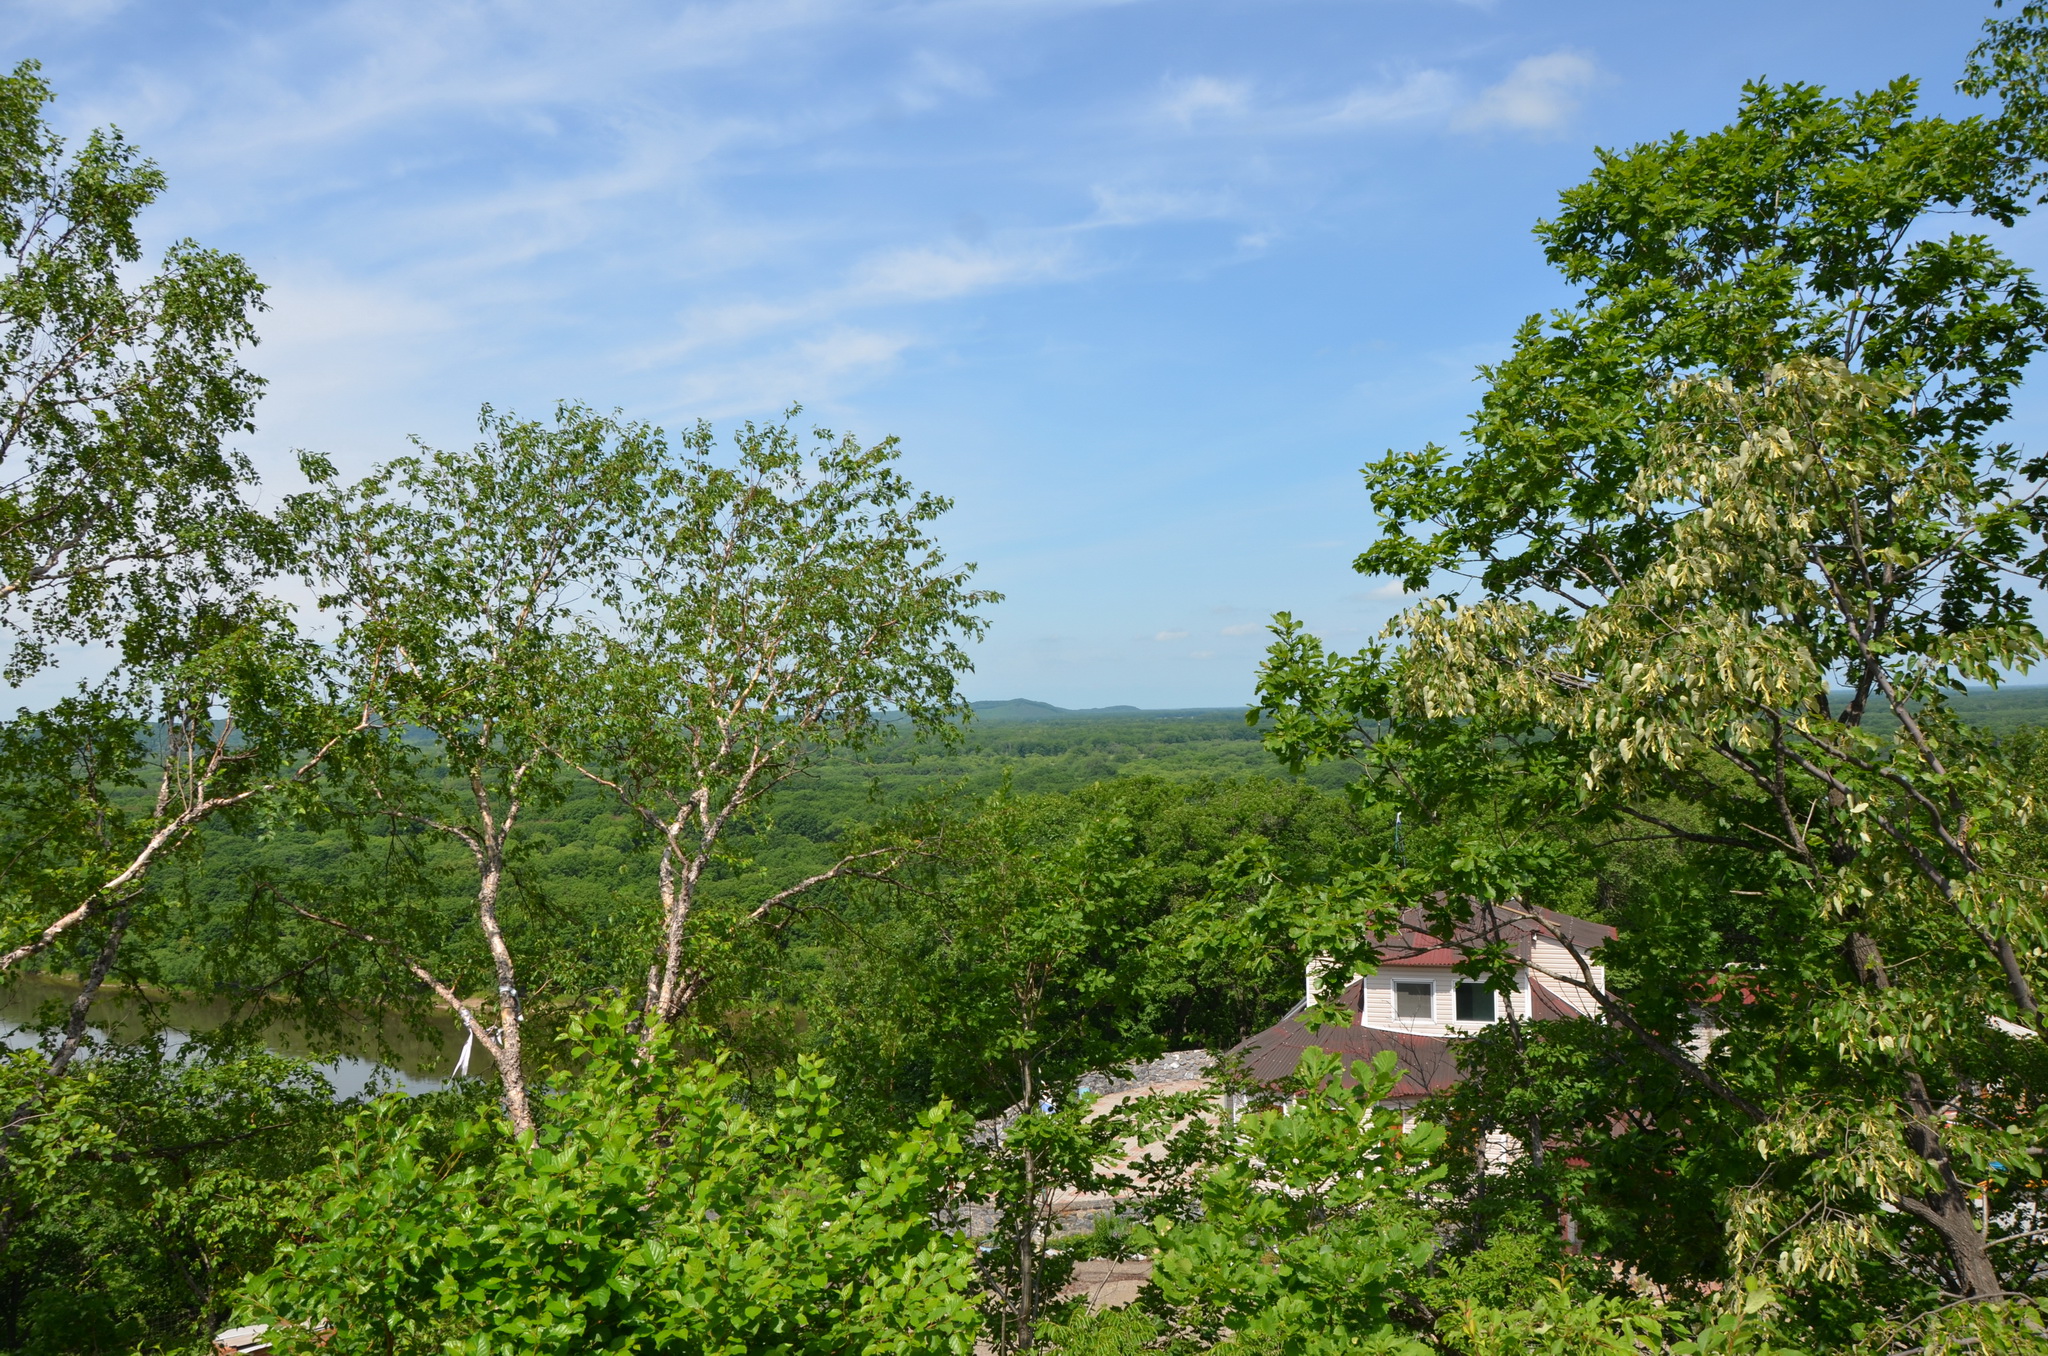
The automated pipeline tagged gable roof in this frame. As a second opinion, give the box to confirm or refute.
[1376,899,1614,969]
[1220,903,1616,1100]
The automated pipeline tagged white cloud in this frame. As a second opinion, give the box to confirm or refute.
[4,0,129,27]
[239,272,467,468]
[1157,76,1252,126]
[1454,51,1597,133]
[894,50,993,111]
[1219,622,1263,636]
[1324,70,1460,126]
[1147,58,1582,141]
[670,326,912,416]
[635,236,1073,382]
[850,240,1071,302]
[1154,629,1189,641]
[1086,185,1236,228]
[25,0,1611,482]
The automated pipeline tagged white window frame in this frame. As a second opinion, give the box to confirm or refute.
[1453,978,1497,1023]
[1392,978,1435,1021]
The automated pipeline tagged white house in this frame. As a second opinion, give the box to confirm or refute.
[1226,901,1615,1108]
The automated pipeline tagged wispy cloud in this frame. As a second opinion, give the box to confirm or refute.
[1086,185,1238,228]
[1154,629,1189,641]
[1453,51,1598,132]
[21,0,1609,477]
[1219,622,1264,636]
[1324,70,1461,126]
[671,327,915,417]
[1148,53,1592,140]
[1158,75,1252,125]
[635,236,1077,388]
[894,49,994,111]
[850,240,1072,302]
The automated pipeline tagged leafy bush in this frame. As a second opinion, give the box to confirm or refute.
[0,1040,346,1356]
[1034,1305,1163,1356]
[241,1007,981,1356]
[1138,1048,1445,1356]
[1439,1280,1807,1355]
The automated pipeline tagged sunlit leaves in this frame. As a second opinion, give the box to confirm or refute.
[243,1007,980,1356]
[1140,1049,1444,1356]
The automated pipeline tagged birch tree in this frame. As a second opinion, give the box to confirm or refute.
[0,60,274,681]
[288,405,662,1137]
[557,414,992,1026]
[0,61,348,1055]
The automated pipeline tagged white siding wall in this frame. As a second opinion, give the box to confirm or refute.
[1358,969,1530,1037]
[1527,939,1606,1016]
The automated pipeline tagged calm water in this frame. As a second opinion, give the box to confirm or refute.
[0,975,465,1098]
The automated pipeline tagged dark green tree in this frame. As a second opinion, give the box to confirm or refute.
[1254,15,2048,1339]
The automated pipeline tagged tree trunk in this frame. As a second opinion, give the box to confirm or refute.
[1850,932,2004,1298]
[46,907,130,1083]
[1895,1146,2004,1298]
[476,844,534,1137]
[0,907,133,1261]
[651,838,699,1025]
[1017,1058,1037,1352]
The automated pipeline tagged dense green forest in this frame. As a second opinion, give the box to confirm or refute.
[11,6,2048,1354]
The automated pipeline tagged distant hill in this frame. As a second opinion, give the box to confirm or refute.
[1940,685,2048,734]
[1846,684,2048,737]
[961,684,2048,737]
[967,698,1243,724]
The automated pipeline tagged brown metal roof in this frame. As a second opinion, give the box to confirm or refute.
[1528,977,1585,1020]
[1221,901,1617,1099]
[1223,1013,1466,1101]
[1376,898,1614,967]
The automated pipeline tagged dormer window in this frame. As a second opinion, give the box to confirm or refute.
[1455,982,1496,1022]
[1394,981,1433,1019]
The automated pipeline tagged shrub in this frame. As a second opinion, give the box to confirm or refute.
[241,1008,981,1356]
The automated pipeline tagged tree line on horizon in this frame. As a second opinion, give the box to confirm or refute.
[10,3,2048,1352]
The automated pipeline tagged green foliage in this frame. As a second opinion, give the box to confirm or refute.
[0,1041,348,1355]
[1254,14,2048,1339]
[284,403,671,1132]
[33,15,2048,1354]
[803,775,1376,1117]
[0,53,346,1051]
[243,1006,980,1356]
[1034,1306,1165,1356]
[556,410,995,1025]
[817,792,1170,1350]
[1138,1049,1445,1356]
[1357,65,2047,600]
[1442,1279,1808,1356]
[0,60,275,679]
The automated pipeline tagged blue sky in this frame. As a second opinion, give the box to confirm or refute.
[4,0,2034,708]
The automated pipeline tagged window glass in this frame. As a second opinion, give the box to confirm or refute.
[1455,982,1496,1021]
[1394,981,1432,1019]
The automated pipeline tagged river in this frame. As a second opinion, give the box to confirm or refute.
[0,974,463,1097]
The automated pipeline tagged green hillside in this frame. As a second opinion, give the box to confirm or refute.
[153,686,2048,998]
[1923,684,2048,734]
